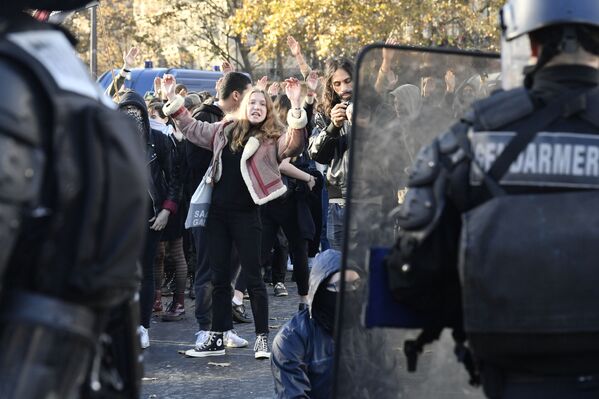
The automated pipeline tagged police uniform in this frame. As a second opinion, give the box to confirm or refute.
[387,1,599,398]
[0,4,147,399]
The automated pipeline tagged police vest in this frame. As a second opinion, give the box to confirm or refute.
[0,29,147,308]
[460,87,599,360]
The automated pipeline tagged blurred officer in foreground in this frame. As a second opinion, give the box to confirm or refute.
[0,1,147,398]
[387,0,599,398]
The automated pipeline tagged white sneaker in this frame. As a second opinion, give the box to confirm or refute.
[254,334,270,359]
[224,330,248,348]
[194,330,209,348]
[138,326,150,349]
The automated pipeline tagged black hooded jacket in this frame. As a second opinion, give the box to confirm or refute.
[185,103,225,195]
[118,91,181,216]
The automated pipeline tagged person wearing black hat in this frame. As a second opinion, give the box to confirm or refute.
[387,0,599,398]
[0,2,147,398]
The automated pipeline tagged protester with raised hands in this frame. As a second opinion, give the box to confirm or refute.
[107,46,139,98]
[287,35,312,79]
[161,74,308,359]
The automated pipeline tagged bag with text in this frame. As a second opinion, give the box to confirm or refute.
[185,167,213,228]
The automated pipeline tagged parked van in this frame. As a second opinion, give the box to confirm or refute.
[97,67,224,96]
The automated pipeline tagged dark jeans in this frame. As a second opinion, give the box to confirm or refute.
[192,226,212,331]
[207,205,268,334]
[193,226,243,331]
[261,198,310,296]
[140,228,162,328]
[320,185,331,251]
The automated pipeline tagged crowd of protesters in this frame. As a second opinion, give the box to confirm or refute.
[107,33,497,396]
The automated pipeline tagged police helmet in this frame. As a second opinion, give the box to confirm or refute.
[501,0,599,42]
[25,0,95,11]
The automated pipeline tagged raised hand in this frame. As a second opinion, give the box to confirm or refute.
[268,81,280,97]
[285,77,302,108]
[256,76,268,91]
[153,76,162,95]
[222,60,235,74]
[123,47,139,70]
[287,36,301,57]
[382,38,399,68]
[445,70,456,93]
[306,70,319,92]
[161,74,177,101]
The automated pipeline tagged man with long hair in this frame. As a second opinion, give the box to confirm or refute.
[308,57,354,251]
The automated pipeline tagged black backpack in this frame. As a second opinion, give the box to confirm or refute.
[0,29,148,308]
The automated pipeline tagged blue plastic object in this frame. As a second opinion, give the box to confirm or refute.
[365,247,437,329]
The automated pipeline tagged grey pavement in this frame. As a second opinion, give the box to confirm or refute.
[141,275,485,399]
[141,278,297,399]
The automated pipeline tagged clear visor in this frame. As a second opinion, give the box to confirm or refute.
[501,34,535,90]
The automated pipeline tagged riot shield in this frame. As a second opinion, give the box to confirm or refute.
[334,45,500,398]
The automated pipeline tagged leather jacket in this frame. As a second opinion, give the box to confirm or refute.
[119,91,181,216]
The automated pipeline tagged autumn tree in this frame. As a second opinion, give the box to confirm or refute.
[138,0,258,76]
[64,0,162,75]
[230,0,503,72]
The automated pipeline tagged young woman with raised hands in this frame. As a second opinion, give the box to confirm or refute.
[162,74,307,359]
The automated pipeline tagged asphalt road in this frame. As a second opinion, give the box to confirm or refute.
[141,275,485,399]
[141,279,297,399]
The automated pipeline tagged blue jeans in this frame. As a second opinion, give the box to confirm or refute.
[320,186,331,251]
[326,203,345,252]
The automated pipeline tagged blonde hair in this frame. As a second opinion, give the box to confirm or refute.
[229,88,285,152]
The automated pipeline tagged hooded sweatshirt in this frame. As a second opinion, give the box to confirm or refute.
[271,250,341,399]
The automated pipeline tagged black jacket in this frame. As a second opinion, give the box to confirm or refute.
[308,112,350,200]
[119,91,181,216]
[185,103,224,195]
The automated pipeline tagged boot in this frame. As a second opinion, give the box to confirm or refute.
[152,290,163,313]
[162,293,185,321]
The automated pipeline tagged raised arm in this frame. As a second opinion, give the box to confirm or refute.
[374,38,399,94]
[287,36,312,80]
[161,74,223,151]
[107,47,139,98]
[278,77,307,160]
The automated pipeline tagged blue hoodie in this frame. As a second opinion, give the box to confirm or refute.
[271,250,341,399]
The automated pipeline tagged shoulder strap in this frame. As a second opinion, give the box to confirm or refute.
[487,88,590,183]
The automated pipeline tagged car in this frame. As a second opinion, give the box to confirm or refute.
[97,67,224,97]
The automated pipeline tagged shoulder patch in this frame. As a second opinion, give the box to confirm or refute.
[7,31,113,107]
[469,131,599,188]
[472,88,534,131]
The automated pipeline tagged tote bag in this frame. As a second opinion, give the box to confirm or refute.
[184,167,213,228]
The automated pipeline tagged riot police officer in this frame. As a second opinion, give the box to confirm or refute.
[387,0,599,398]
[0,2,147,398]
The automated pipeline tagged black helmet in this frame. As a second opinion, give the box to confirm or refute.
[500,0,599,41]
[24,0,96,11]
